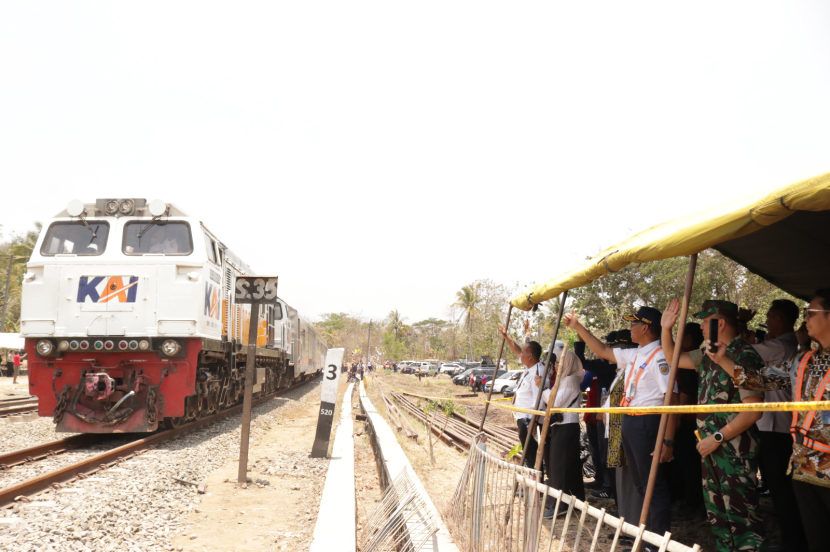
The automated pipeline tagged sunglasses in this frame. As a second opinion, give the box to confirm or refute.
[804,308,830,319]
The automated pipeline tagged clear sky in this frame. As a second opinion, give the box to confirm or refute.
[2,2,829,323]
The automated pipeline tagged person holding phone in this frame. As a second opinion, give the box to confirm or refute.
[714,289,830,552]
[661,299,766,552]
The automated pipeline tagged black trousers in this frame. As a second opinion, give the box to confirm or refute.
[517,418,539,471]
[793,479,830,552]
[760,431,807,552]
[586,423,605,485]
[673,418,703,511]
[597,420,616,495]
[621,414,671,538]
[544,422,585,507]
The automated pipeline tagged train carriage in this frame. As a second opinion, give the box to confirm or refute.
[20,198,325,433]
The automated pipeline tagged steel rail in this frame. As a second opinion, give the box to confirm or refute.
[0,434,102,469]
[0,377,318,507]
[0,402,41,416]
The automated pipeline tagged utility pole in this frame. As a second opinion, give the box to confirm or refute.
[366,320,372,367]
[1,255,14,333]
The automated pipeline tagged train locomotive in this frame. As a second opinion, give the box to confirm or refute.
[20,198,326,433]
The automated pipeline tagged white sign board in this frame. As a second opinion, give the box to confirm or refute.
[311,348,345,458]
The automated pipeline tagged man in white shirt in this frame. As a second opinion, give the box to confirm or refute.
[564,306,677,548]
[741,299,807,552]
[498,322,561,469]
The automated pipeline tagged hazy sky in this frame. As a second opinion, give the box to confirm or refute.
[2,2,829,323]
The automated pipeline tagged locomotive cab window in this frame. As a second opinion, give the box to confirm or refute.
[41,221,109,256]
[204,232,218,264]
[123,221,193,255]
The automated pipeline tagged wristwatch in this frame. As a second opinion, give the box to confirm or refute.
[663,438,675,448]
[713,431,724,443]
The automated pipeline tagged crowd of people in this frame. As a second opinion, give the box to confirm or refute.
[2,350,26,383]
[498,290,830,552]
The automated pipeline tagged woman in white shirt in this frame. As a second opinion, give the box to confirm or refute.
[536,349,585,518]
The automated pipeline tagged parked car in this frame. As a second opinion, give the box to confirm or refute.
[466,368,507,390]
[440,362,461,375]
[502,383,517,398]
[425,363,439,377]
[484,370,522,394]
[453,368,475,385]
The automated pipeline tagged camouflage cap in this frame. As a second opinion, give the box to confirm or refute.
[693,299,738,319]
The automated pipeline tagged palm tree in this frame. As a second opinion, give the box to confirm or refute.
[453,284,482,361]
[387,309,406,341]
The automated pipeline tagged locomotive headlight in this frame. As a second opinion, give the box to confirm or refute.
[37,340,54,356]
[119,199,134,215]
[138,340,150,351]
[105,200,119,215]
[58,340,70,351]
[161,340,180,356]
[69,340,79,351]
[79,340,89,350]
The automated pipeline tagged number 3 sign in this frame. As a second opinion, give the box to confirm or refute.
[234,276,278,304]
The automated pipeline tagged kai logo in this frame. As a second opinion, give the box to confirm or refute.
[205,282,220,320]
[77,276,139,303]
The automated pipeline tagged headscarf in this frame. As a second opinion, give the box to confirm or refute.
[557,349,584,379]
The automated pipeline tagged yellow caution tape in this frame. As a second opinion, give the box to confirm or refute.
[488,400,830,416]
[375,377,830,416]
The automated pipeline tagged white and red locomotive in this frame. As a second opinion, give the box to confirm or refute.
[20,198,326,433]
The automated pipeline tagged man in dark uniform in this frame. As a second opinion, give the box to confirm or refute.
[661,299,767,552]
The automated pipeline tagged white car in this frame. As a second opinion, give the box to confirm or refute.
[490,370,523,393]
[440,362,461,374]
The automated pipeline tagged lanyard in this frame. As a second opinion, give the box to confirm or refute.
[621,347,663,407]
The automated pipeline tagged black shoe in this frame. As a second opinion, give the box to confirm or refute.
[591,490,612,499]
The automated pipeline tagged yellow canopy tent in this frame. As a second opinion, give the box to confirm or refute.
[510,170,830,311]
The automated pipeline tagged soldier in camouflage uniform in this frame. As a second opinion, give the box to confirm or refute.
[662,299,767,552]
[715,289,830,552]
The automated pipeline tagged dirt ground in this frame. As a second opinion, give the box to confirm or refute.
[171,382,340,552]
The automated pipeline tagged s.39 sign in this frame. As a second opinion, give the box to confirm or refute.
[234,276,278,304]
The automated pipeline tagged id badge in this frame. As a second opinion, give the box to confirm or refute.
[628,381,637,399]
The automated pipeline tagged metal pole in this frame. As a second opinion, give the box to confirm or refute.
[636,253,698,542]
[479,305,513,431]
[521,290,568,467]
[238,302,260,485]
[1,255,14,333]
[366,320,372,368]
[534,342,569,471]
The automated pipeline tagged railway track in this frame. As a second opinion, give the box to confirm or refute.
[0,400,40,418]
[378,384,521,458]
[0,377,318,508]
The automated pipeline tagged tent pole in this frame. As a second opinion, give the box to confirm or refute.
[534,342,569,472]
[479,305,512,431]
[636,253,698,546]
[520,290,568,469]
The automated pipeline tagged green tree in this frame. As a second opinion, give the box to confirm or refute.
[386,309,406,341]
[453,284,482,361]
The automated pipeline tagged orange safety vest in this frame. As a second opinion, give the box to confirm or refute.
[620,347,663,408]
[791,350,830,453]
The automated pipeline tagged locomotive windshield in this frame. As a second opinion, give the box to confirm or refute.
[123,221,193,255]
[41,221,109,256]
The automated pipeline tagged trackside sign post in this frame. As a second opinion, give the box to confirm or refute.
[311,348,345,458]
[234,275,278,486]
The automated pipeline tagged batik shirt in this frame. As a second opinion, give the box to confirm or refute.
[733,346,830,488]
[689,337,763,458]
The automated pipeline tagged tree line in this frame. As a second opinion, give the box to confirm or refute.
[0,223,41,333]
[318,250,804,365]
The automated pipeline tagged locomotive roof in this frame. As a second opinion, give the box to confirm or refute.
[53,200,189,218]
